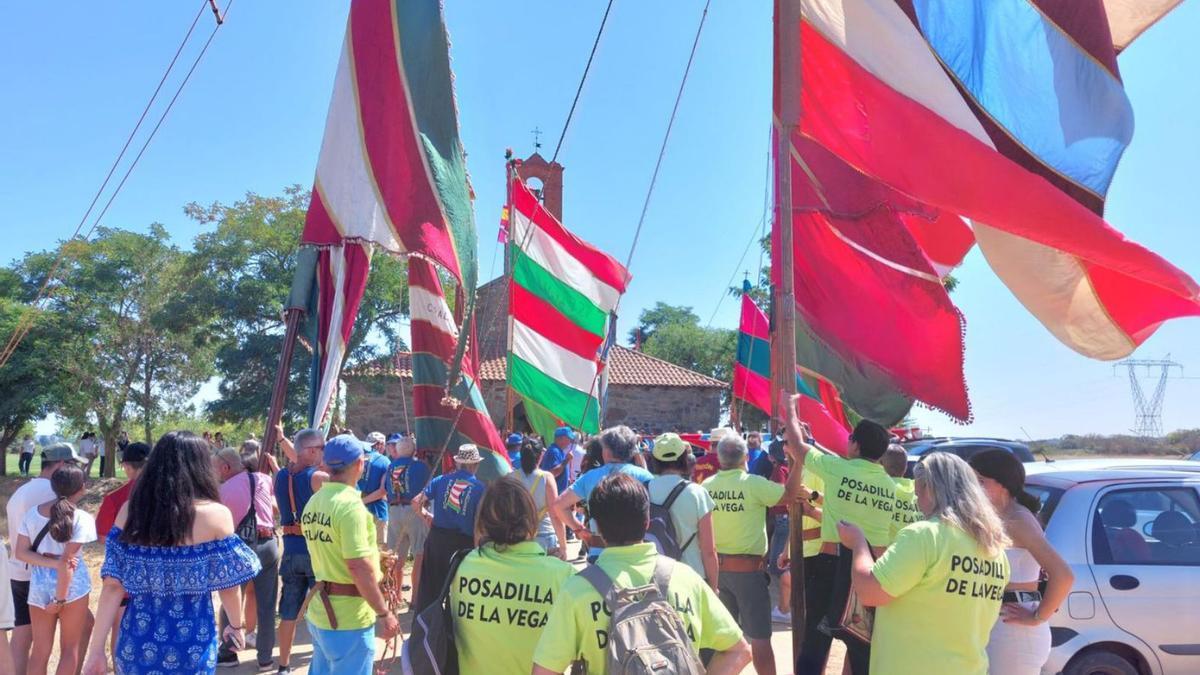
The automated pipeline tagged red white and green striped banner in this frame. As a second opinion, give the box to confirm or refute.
[507,178,630,435]
[298,0,480,428]
[409,258,507,465]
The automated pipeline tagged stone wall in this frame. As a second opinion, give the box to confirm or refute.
[345,375,722,437]
[344,377,413,436]
[603,385,722,434]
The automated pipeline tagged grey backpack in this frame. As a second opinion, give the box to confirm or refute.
[577,556,704,675]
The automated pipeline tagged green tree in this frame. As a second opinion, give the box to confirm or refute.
[183,187,410,430]
[0,270,69,474]
[628,302,700,346]
[642,323,737,384]
[14,225,216,476]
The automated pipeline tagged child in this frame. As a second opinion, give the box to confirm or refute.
[16,464,96,675]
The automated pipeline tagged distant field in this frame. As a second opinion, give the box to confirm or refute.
[1,450,128,479]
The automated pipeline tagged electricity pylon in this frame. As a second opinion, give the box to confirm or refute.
[1114,356,1183,438]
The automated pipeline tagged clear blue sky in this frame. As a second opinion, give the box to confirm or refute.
[2,1,1197,439]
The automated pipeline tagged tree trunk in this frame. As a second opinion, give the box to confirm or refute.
[0,424,18,476]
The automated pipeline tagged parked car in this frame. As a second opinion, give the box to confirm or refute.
[902,437,1035,477]
[1023,465,1200,675]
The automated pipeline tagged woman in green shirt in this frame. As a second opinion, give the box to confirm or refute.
[838,452,1011,675]
[449,476,575,674]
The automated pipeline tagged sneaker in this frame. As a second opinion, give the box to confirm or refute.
[258,659,275,670]
[245,631,257,649]
[217,652,239,668]
[277,667,292,675]
[771,608,792,625]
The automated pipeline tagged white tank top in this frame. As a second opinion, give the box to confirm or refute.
[518,469,555,537]
[1005,547,1041,585]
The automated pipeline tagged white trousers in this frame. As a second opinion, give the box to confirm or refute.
[987,601,1051,675]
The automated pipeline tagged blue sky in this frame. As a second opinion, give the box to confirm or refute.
[2,1,1197,439]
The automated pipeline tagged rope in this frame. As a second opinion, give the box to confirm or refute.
[0,0,231,371]
[550,0,616,164]
[574,0,715,431]
[621,0,712,273]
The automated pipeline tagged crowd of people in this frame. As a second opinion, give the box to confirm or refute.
[0,398,1074,674]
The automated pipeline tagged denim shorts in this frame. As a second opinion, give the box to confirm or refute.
[767,514,789,576]
[278,553,316,621]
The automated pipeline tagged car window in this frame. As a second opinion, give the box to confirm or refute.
[1024,485,1063,528]
[1092,487,1200,566]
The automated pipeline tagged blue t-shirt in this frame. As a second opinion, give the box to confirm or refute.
[570,463,654,557]
[389,457,431,502]
[275,465,317,556]
[422,470,485,537]
[540,444,569,492]
[747,448,766,472]
[357,450,394,522]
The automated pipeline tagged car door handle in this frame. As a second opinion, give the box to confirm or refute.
[1110,575,1140,591]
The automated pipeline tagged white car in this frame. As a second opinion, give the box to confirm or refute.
[1024,465,1200,675]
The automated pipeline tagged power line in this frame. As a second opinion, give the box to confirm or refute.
[550,0,616,164]
[706,140,772,329]
[623,0,713,273]
[0,0,232,370]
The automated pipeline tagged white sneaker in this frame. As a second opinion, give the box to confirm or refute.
[771,608,792,625]
[245,631,257,649]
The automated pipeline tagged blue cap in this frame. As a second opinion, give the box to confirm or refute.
[554,426,575,439]
[324,434,366,469]
[386,433,405,444]
[506,433,523,446]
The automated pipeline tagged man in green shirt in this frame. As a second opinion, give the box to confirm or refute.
[533,473,751,675]
[702,429,805,675]
[781,394,896,675]
[301,434,400,675]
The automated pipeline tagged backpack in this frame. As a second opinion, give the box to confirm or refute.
[645,480,695,561]
[402,548,469,675]
[577,556,703,675]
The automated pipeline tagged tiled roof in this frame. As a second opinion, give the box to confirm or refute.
[347,345,727,389]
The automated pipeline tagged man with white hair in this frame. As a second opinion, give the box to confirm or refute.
[550,425,654,564]
[702,429,806,675]
[411,444,486,613]
[357,431,394,544]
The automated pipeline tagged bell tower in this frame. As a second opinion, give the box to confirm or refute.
[513,151,564,221]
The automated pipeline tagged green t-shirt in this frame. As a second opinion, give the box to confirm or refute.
[532,543,743,674]
[890,477,922,540]
[702,469,785,556]
[801,469,826,558]
[301,482,380,631]
[804,450,897,546]
[871,518,1010,675]
[451,541,576,675]
[647,475,714,577]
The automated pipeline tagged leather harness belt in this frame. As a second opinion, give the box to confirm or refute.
[316,581,361,630]
[280,524,303,536]
[819,542,888,557]
[801,527,821,541]
[718,554,766,573]
[388,497,413,507]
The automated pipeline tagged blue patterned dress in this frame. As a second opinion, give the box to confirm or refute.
[101,527,261,674]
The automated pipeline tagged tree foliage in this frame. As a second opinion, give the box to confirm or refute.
[183,187,409,430]
[627,302,701,346]
[10,225,216,475]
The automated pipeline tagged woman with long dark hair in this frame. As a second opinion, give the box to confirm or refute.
[81,431,261,675]
[970,450,1074,675]
[514,438,567,558]
[16,464,94,675]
